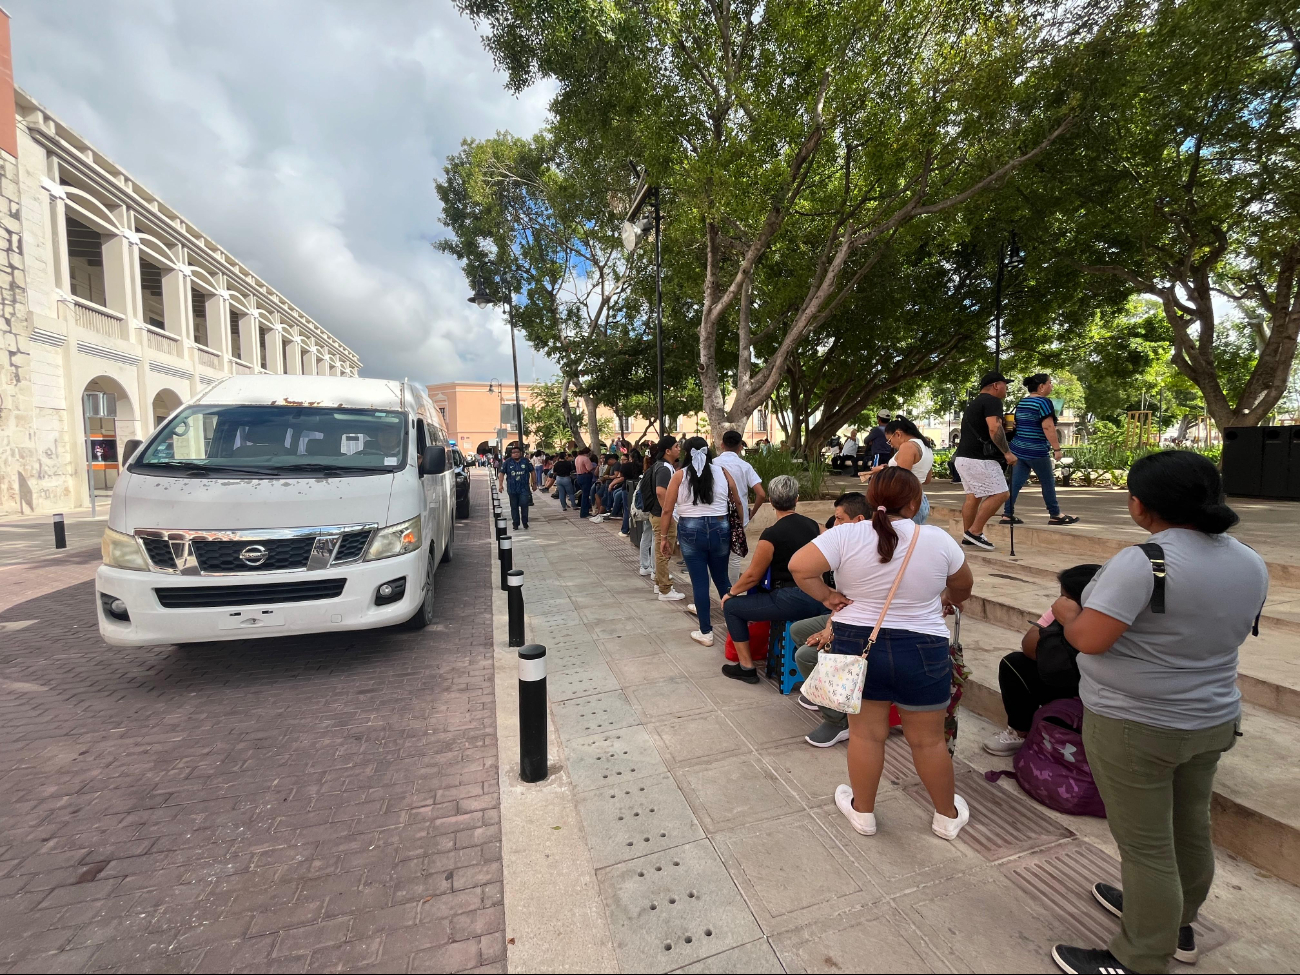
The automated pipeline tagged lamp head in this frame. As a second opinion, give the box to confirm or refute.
[468,269,495,308]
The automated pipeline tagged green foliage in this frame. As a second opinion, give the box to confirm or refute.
[522,379,569,450]
[747,448,830,500]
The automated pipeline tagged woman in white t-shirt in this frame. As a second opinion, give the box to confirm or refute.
[860,418,935,524]
[659,437,742,647]
[790,467,974,842]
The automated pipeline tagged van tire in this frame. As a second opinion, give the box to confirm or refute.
[456,494,470,519]
[403,549,437,629]
[441,522,454,563]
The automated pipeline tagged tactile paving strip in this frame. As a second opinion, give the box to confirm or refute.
[574,772,707,868]
[597,838,764,973]
[547,663,622,701]
[553,689,642,738]
[905,768,1074,861]
[564,725,669,793]
[882,732,917,785]
[1001,839,1232,954]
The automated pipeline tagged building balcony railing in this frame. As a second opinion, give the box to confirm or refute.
[194,345,221,371]
[63,295,128,341]
[231,359,254,375]
[143,324,184,358]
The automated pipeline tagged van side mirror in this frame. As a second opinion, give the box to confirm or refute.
[123,439,143,464]
[420,445,447,476]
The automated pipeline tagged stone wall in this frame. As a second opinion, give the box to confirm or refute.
[0,146,37,515]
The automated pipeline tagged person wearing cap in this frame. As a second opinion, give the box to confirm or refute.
[953,371,1015,551]
[861,411,895,468]
[1003,374,1080,527]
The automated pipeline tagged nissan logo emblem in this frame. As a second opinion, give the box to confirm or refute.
[238,544,269,566]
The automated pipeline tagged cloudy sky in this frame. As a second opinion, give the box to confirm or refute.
[6,0,556,384]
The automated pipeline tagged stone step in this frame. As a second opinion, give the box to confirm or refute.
[957,564,1300,722]
[927,500,1300,590]
[954,614,1300,888]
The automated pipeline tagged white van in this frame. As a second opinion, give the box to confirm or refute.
[95,375,456,646]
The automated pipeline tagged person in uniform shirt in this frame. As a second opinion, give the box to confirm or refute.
[498,445,537,530]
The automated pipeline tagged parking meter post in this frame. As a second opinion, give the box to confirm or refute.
[518,643,547,782]
[53,513,66,549]
[507,569,525,647]
[499,537,513,591]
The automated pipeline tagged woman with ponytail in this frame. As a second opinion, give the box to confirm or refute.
[1047,451,1268,975]
[658,437,743,646]
[789,467,975,842]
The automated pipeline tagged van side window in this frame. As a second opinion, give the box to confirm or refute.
[416,419,428,457]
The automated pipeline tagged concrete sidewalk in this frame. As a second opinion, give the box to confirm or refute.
[491,493,1300,973]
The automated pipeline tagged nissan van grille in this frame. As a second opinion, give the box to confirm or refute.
[134,525,378,576]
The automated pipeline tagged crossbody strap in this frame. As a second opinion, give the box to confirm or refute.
[1136,542,1166,615]
[863,525,922,656]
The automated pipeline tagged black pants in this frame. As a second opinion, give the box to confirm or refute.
[507,491,530,528]
[999,651,1076,732]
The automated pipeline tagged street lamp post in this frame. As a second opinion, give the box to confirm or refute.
[621,162,664,438]
[470,269,526,448]
[991,231,1024,375]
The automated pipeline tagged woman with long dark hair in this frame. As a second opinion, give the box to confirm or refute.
[790,467,974,841]
[862,417,936,524]
[658,436,743,646]
[1048,451,1267,975]
[1003,373,1079,526]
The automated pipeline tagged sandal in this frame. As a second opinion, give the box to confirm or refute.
[998,515,1023,525]
[1048,515,1080,525]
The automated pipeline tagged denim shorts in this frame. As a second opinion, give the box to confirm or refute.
[829,622,952,711]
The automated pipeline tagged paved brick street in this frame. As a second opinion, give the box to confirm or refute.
[0,477,503,973]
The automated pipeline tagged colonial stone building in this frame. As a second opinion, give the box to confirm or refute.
[0,16,360,516]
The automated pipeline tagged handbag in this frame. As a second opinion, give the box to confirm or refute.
[727,495,748,557]
[800,526,921,715]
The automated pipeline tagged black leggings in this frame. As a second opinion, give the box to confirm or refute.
[999,651,1076,732]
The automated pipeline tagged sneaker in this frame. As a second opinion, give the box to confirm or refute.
[962,531,995,550]
[931,794,970,840]
[619,530,630,537]
[983,727,1026,756]
[685,603,697,616]
[834,784,877,836]
[721,663,759,684]
[690,629,715,647]
[1091,883,1198,964]
[805,721,850,747]
[658,588,686,601]
[1050,945,1136,974]
[797,693,820,712]
[639,567,652,576]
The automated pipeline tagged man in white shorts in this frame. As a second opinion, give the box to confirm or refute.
[952,371,1015,550]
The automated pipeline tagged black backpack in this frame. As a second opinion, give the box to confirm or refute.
[639,461,662,513]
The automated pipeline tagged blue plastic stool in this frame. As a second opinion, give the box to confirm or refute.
[763,621,801,695]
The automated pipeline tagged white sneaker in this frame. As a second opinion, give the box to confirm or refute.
[834,784,877,836]
[689,629,715,647]
[658,588,686,601]
[983,727,1026,756]
[685,603,697,616]
[639,567,652,576]
[591,514,605,522]
[619,530,630,537]
[932,794,970,840]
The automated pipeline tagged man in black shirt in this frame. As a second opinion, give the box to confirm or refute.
[953,371,1015,550]
[861,412,894,467]
[551,452,577,510]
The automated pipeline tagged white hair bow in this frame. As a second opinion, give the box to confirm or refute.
[690,446,709,475]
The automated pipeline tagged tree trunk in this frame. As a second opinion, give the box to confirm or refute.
[559,376,586,448]
[584,395,600,448]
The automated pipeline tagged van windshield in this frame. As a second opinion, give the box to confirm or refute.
[135,405,408,476]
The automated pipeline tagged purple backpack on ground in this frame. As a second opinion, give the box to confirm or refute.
[985,698,1106,818]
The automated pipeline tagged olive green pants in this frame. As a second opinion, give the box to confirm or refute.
[1083,708,1237,974]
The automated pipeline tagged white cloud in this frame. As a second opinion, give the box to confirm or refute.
[6,0,557,383]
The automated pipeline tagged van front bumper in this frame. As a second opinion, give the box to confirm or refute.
[95,550,424,647]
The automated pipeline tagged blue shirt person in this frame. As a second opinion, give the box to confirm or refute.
[498,447,536,529]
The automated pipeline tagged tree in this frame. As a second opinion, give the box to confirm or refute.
[454,0,1092,439]
[1036,0,1300,430]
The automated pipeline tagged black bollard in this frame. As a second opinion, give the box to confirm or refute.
[53,513,66,549]
[518,643,547,782]
[499,536,513,590]
[496,515,508,540]
[507,568,525,647]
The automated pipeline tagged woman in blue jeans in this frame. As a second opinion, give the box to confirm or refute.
[719,475,825,683]
[1003,374,1079,526]
[658,436,743,647]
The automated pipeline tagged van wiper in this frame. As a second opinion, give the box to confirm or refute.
[140,461,274,477]
[274,462,387,474]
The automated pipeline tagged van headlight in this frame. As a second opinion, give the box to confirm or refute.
[102,528,149,570]
[364,516,422,561]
